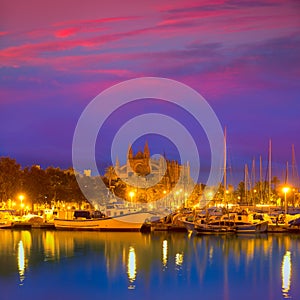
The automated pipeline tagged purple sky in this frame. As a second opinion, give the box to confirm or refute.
[1,0,300,185]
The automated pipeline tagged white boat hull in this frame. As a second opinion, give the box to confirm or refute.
[54,212,154,231]
[0,221,13,229]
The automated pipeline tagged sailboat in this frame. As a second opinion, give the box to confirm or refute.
[184,127,237,234]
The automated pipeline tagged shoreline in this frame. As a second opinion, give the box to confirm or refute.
[2,221,299,234]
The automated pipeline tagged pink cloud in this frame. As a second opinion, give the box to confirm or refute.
[53,16,139,28]
[80,69,133,76]
[0,34,119,67]
[154,1,300,45]
[55,27,80,38]
[53,16,139,38]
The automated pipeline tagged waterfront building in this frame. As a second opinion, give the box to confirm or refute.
[108,142,194,207]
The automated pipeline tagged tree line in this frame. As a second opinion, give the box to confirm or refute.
[0,157,105,206]
[1,156,293,210]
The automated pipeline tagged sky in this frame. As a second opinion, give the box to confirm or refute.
[1,0,300,186]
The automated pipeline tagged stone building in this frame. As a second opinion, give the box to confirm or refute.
[114,142,192,194]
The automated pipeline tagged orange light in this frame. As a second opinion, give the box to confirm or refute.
[128,191,135,199]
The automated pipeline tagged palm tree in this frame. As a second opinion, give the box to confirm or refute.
[271,176,280,195]
[105,166,117,191]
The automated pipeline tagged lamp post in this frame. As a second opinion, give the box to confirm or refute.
[19,194,25,216]
[129,191,135,208]
[282,187,290,216]
[253,189,257,206]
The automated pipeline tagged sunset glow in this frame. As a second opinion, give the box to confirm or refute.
[0,0,299,183]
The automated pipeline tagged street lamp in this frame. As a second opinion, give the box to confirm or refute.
[18,194,25,216]
[253,189,257,206]
[129,191,135,207]
[282,187,290,216]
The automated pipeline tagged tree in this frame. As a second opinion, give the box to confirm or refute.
[235,181,245,204]
[22,165,49,210]
[271,176,280,194]
[104,166,118,190]
[0,157,22,201]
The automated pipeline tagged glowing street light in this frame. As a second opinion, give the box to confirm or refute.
[282,186,290,216]
[19,194,25,215]
[129,191,135,202]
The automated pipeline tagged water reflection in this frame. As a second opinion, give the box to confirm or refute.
[162,239,168,268]
[17,240,25,284]
[15,231,32,285]
[43,231,56,261]
[175,252,183,266]
[282,250,292,298]
[0,231,299,300]
[127,246,137,289]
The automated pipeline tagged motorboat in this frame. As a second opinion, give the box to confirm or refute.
[0,210,14,229]
[53,210,155,231]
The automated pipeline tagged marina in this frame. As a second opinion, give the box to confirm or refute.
[0,229,299,300]
[1,1,300,299]
[1,204,300,234]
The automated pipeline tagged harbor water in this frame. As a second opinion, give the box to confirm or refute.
[0,230,299,300]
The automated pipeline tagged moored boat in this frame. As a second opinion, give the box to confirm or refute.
[209,212,269,233]
[0,220,13,229]
[0,210,15,229]
[54,210,156,231]
[195,223,236,235]
[234,221,268,233]
[181,219,196,233]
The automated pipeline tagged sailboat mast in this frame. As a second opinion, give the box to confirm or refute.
[259,155,263,202]
[223,127,227,204]
[244,164,248,205]
[251,158,256,206]
[285,161,289,184]
[251,158,256,188]
[291,144,299,207]
[268,139,272,203]
[291,144,299,188]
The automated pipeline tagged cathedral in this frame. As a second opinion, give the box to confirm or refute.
[114,141,192,191]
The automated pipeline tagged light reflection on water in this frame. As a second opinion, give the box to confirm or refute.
[0,230,299,300]
[162,239,168,268]
[282,250,292,298]
[175,252,184,267]
[17,241,25,284]
[127,246,136,289]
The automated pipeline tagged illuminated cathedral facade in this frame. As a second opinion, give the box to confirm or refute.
[114,142,192,191]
